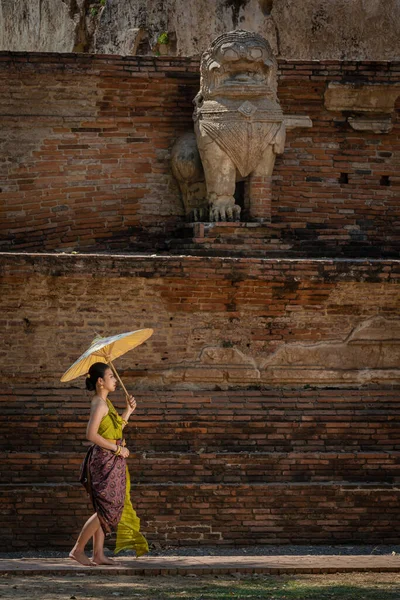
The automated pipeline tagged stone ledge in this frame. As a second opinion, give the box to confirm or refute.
[1,555,400,576]
[1,253,399,282]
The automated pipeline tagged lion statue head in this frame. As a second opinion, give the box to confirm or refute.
[198,29,278,102]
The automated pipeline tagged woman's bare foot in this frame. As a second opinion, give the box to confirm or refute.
[69,547,97,567]
[92,554,118,566]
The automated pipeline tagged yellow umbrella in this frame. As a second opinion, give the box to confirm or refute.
[60,329,153,398]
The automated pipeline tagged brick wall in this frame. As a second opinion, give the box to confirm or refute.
[0,53,399,255]
[1,52,399,548]
[3,388,400,456]
[1,254,399,386]
[1,387,400,548]
[1,253,399,548]
[0,53,199,252]
[274,61,400,257]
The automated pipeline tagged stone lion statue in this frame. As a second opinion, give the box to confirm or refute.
[171,29,286,222]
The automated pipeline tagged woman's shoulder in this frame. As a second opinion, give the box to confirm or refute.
[90,396,109,417]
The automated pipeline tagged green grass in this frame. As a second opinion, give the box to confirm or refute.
[1,573,400,599]
[145,575,400,599]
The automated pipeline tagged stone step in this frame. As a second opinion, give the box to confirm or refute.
[1,555,400,576]
[1,451,399,485]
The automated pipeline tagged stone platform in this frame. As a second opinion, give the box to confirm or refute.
[166,222,293,257]
[165,222,400,258]
[1,555,400,576]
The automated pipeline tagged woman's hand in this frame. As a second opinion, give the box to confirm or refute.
[125,394,137,414]
[119,446,130,459]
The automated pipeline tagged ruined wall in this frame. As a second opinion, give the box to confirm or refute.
[1,37,399,549]
[0,254,399,547]
[0,53,198,252]
[1,255,399,388]
[0,53,399,256]
[1,0,400,61]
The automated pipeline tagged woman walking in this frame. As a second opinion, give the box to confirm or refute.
[69,362,148,566]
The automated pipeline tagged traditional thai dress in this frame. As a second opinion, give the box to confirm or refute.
[80,398,148,556]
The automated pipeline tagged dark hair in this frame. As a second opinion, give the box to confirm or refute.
[86,362,110,392]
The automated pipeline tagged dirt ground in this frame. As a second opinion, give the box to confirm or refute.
[1,572,400,600]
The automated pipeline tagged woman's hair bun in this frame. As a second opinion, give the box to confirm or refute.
[85,375,96,391]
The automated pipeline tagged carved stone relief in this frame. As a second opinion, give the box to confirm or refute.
[324,82,400,133]
[161,317,400,387]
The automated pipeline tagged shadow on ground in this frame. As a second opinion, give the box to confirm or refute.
[1,573,400,599]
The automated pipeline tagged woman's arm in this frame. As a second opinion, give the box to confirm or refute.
[86,398,119,453]
[121,394,137,426]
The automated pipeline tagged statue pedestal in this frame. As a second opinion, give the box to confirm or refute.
[167,221,293,257]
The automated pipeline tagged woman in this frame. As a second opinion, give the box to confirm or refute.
[69,362,148,566]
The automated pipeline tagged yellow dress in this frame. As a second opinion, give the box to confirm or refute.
[97,398,149,556]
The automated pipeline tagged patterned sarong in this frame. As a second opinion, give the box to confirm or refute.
[80,442,148,556]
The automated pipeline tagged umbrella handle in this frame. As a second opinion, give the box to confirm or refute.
[108,360,130,400]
